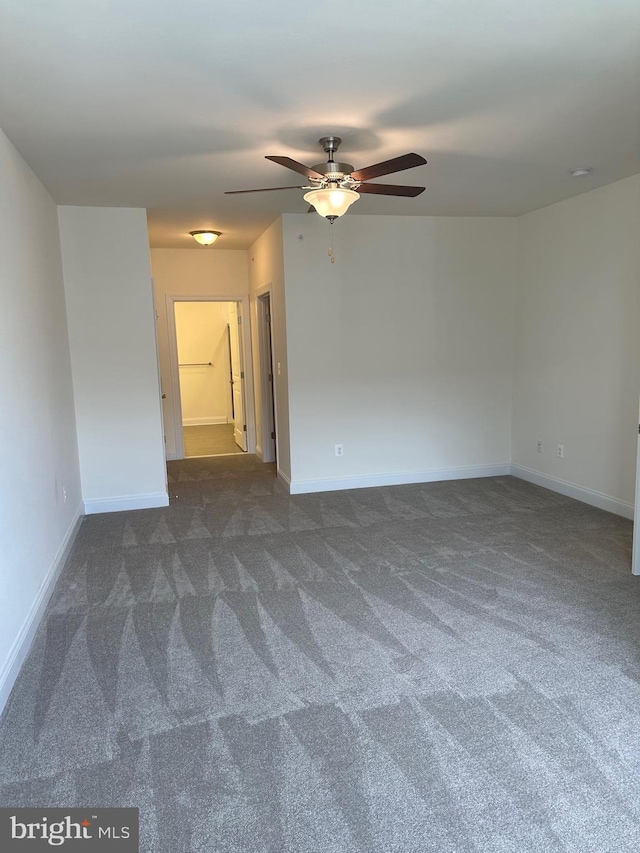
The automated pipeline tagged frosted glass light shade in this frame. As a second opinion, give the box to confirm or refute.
[303,187,360,218]
[190,230,221,246]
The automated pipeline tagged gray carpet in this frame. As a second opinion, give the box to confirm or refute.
[1,455,639,852]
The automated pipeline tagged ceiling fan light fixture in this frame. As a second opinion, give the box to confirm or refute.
[303,187,360,219]
[189,230,222,246]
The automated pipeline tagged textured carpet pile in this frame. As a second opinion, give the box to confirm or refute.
[1,455,639,852]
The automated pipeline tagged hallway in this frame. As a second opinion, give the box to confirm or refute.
[183,423,245,457]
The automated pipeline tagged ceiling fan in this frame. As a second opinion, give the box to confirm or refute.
[225,136,427,221]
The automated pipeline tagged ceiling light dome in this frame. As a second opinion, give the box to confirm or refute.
[303,187,360,219]
[190,230,221,246]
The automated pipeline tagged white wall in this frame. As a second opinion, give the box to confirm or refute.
[151,249,249,458]
[249,219,291,480]
[0,129,82,711]
[175,301,232,425]
[59,207,167,513]
[512,174,640,517]
[281,214,517,492]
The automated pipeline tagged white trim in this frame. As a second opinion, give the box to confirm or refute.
[633,399,640,574]
[165,294,185,459]
[0,506,83,715]
[231,300,250,452]
[256,443,264,461]
[510,464,634,520]
[255,285,277,464]
[277,467,291,492]
[239,298,257,455]
[152,288,169,492]
[288,463,510,495]
[84,492,170,515]
[182,416,227,426]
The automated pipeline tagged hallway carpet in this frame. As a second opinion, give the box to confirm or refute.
[1,456,639,852]
[183,423,244,457]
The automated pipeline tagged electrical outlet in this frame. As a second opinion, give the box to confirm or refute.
[556,444,564,459]
[536,440,543,453]
[335,444,344,457]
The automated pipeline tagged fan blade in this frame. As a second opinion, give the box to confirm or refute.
[225,186,305,195]
[350,153,427,182]
[357,183,425,197]
[266,155,324,179]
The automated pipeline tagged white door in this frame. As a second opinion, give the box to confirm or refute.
[228,302,247,451]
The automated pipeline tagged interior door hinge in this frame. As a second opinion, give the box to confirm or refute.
[237,316,242,325]
[240,371,244,379]
[243,424,247,432]
[271,431,275,440]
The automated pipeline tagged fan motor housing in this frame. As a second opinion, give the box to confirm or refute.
[311,161,355,180]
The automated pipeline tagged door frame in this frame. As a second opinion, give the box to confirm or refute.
[256,281,280,462]
[166,294,256,459]
[152,285,169,492]
[633,396,640,575]
[227,300,248,452]
[255,283,278,464]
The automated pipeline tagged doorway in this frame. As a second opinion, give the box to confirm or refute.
[634,396,639,574]
[166,295,256,459]
[256,287,277,464]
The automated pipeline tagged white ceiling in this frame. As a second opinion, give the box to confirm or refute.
[1,1,638,249]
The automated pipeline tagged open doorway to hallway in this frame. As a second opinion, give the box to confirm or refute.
[256,288,277,465]
[167,298,254,459]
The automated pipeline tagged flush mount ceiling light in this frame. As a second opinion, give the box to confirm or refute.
[189,230,222,246]
[225,136,427,221]
[570,168,592,177]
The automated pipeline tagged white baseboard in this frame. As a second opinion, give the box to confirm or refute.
[84,491,169,515]
[277,468,292,492]
[0,505,83,716]
[510,464,634,519]
[165,451,178,461]
[182,416,227,426]
[288,463,511,495]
